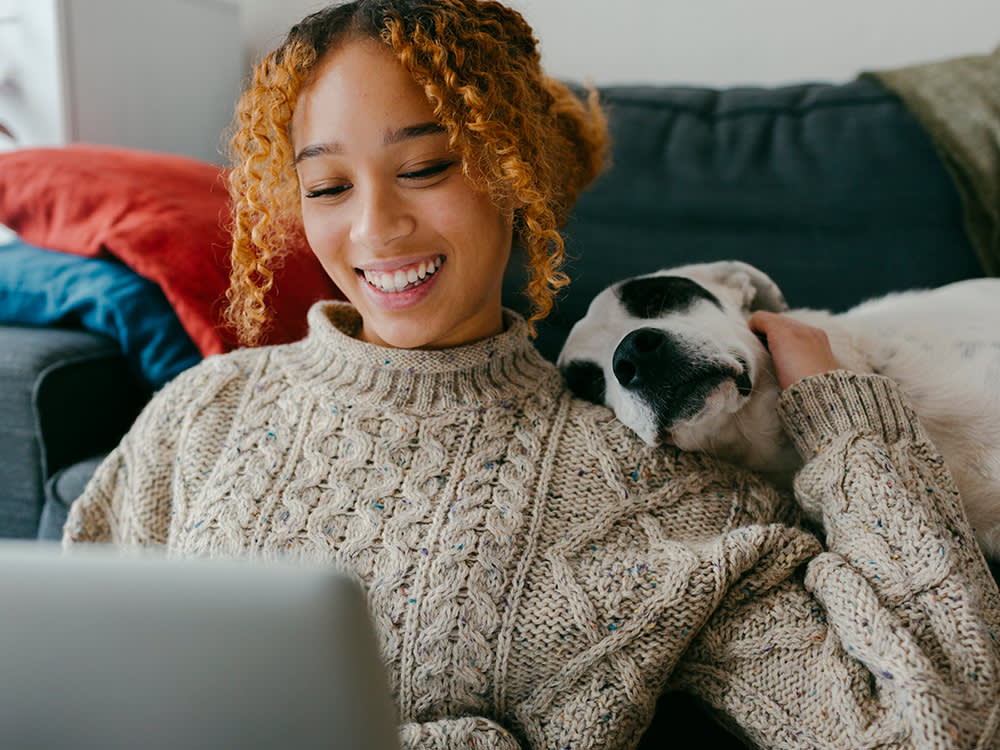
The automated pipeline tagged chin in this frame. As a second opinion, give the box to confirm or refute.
[361,320,438,350]
[359,312,463,350]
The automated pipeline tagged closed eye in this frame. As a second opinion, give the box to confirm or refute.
[304,184,351,199]
[400,161,456,181]
[303,160,456,200]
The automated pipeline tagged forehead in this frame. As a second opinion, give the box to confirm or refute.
[291,38,437,148]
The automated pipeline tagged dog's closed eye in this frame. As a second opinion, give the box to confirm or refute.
[561,360,606,405]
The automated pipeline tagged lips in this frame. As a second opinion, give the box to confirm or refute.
[360,255,443,294]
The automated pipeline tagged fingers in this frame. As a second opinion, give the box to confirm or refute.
[749,310,839,390]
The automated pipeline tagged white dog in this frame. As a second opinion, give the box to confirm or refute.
[558,260,1000,559]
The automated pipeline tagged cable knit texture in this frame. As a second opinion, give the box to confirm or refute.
[65,303,1000,749]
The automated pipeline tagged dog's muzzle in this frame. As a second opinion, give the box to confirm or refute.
[613,327,751,432]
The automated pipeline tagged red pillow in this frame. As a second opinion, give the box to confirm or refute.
[0,144,340,355]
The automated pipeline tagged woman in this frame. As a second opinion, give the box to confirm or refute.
[65,1,1000,748]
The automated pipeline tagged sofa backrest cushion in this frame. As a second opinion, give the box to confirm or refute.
[503,77,983,361]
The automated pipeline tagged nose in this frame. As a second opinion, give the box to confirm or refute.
[612,328,686,389]
[349,183,416,249]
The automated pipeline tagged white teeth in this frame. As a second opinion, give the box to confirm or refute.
[362,256,442,293]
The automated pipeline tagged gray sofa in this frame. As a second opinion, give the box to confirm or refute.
[0,69,992,749]
[1,75,985,541]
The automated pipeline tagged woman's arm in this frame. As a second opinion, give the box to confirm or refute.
[671,314,1000,748]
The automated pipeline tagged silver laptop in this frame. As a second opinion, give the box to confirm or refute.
[0,541,400,750]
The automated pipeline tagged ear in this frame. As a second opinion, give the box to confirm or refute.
[694,261,788,313]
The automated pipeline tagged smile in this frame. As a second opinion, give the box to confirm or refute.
[360,256,444,293]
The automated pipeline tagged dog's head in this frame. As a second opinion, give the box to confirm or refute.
[558,261,791,467]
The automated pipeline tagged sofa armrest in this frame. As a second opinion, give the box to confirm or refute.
[0,324,147,538]
[39,455,107,541]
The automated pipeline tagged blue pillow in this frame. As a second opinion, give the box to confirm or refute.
[0,237,202,390]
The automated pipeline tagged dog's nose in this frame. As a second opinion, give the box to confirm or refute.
[613,328,684,389]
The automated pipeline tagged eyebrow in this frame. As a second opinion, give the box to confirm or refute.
[294,121,446,164]
[386,121,446,145]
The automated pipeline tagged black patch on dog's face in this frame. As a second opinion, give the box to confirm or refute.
[561,360,606,405]
[617,276,722,319]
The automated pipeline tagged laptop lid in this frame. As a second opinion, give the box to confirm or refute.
[0,541,400,750]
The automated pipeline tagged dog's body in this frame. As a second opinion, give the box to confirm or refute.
[558,261,1000,558]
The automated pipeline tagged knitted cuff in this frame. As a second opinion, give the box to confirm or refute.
[399,716,520,750]
[776,371,920,461]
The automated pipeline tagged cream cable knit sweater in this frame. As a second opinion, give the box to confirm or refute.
[64,302,1000,749]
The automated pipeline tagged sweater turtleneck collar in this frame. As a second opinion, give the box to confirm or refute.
[276,301,562,412]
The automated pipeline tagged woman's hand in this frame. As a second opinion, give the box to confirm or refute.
[748,311,839,390]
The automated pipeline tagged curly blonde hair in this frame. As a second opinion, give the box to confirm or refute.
[226,0,608,346]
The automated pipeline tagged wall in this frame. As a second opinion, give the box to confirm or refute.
[235,0,999,86]
[0,0,243,162]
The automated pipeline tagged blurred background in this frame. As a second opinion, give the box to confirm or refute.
[2,0,997,163]
[240,0,1000,86]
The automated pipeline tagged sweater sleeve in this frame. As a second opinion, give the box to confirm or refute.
[672,371,1000,749]
[399,717,521,749]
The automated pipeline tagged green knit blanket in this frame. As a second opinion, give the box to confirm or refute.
[865,46,1000,276]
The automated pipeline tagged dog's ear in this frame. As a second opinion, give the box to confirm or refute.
[695,261,788,313]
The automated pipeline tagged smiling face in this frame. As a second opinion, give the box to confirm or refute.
[290,38,514,349]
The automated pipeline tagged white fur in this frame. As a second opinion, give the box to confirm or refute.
[559,262,1000,559]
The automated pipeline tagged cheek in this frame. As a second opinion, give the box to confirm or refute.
[300,206,349,261]
[436,184,512,253]
[428,194,481,236]
[299,212,359,291]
